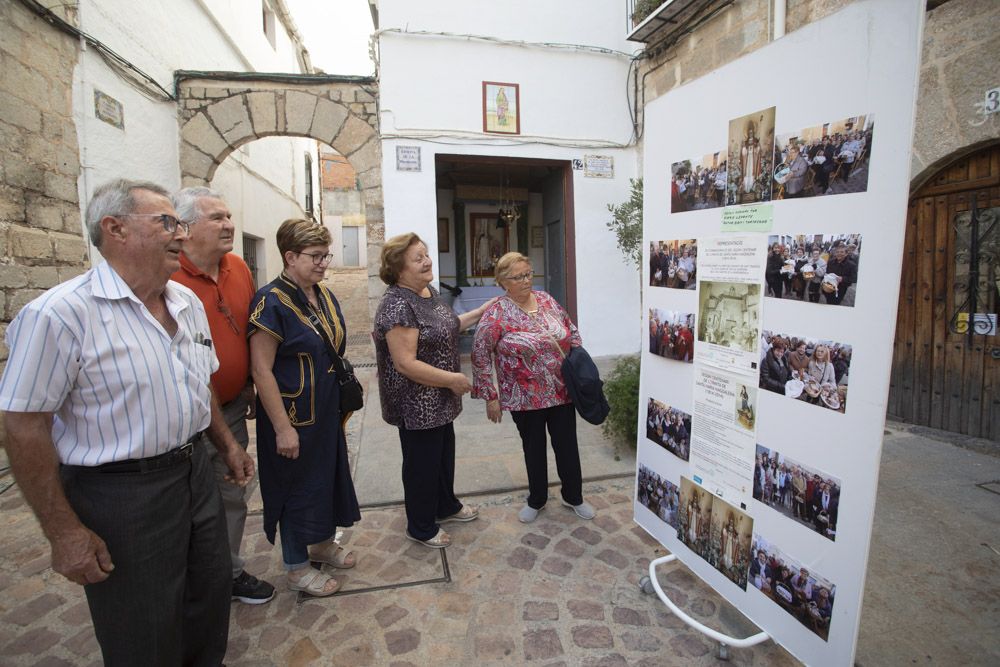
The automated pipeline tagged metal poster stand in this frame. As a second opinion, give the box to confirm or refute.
[639,554,770,660]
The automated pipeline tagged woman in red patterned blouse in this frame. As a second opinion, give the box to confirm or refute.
[472,253,596,523]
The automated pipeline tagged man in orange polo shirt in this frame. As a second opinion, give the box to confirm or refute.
[171,187,275,605]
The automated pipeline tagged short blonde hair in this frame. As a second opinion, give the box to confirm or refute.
[380,232,424,285]
[276,219,331,267]
[494,251,531,285]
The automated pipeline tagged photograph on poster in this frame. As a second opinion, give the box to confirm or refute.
[772,114,874,199]
[678,477,713,561]
[749,534,838,642]
[708,496,754,590]
[765,234,861,307]
[697,281,761,354]
[649,309,695,362]
[646,398,692,462]
[735,383,757,431]
[759,330,852,413]
[753,444,842,541]
[727,106,776,205]
[637,464,681,530]
[649,239,698,289]
[670,152,726,212]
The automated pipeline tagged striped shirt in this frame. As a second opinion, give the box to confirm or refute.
[0,261,219,466]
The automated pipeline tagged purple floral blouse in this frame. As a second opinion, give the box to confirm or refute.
[471,290,582,412]
[373,285,462,430]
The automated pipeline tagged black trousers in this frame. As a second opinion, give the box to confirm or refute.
[61,443,231,667]
[510,403,584,510]
[398,421,463,540]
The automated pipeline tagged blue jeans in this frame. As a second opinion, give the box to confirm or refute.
[279,519,309,571]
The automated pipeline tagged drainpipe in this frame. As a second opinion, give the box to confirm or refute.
[773,0,786,40]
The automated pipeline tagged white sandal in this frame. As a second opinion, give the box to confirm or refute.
[308,542,356,569]
[287,568,340,597]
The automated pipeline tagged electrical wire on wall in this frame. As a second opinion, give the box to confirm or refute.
[17,0,175,102]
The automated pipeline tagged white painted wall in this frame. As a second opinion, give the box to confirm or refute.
[73,0,316,268]
[211,136,319,283]
[377,1,641,355]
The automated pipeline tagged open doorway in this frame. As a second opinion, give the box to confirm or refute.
[433,154,577,322]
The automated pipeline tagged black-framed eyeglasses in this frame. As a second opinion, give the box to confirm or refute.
[508,271,533,283]
[297,251,334,266]
[120,213,189,235]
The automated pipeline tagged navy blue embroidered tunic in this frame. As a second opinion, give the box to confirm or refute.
[249,274,360,546]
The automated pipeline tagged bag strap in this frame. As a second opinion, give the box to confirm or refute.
[272,277,350,376]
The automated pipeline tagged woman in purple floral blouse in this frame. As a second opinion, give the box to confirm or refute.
[373,233,494,549]
[472,252,596,523]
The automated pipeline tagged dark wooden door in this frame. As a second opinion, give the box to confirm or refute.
[889,145,1000,440]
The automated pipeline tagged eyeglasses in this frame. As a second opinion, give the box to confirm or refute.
[297,251,334,266]
[507,271,533,283]
[120,213,189,235]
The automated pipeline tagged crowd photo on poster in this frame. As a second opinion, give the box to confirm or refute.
[649,309,696,362]
[753,444,842,541]
[646,398,693,461]
[637,464,681,530]
[649,239,698,289]
[708,496,754,590]
[697,281,761,353]
[772,114,874,200]
[765,234,861,307]
[727,106,776,205]
[759,330,851,413]
[670,153,726,213]
[749,534,838,642]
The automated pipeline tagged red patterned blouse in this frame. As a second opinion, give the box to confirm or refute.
[471,290,582,412]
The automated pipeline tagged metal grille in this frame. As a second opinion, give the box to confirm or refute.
[243,235,261,289]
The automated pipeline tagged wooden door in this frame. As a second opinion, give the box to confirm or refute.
[888,145,1000,439]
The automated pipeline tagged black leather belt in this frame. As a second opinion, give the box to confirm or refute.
[84,434,201,474]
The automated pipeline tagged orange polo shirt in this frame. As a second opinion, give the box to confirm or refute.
[171,253,255,404]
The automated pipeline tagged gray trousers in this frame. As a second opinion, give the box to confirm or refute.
[61,442,231,666]
[201,394,254,579]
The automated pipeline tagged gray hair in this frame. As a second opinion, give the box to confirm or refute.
[171,186,224,226]
[85,178,170,247]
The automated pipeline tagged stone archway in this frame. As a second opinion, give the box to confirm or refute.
[175,73,383,316]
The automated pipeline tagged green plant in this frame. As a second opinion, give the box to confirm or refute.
[606,178,643,268]
[602,354,641,449]
[631,0,664,25]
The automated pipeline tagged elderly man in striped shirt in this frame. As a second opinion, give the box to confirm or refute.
[0,179,255,666]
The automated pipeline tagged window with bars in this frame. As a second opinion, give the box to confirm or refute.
[304,152,314,218]
[243,234,263,289]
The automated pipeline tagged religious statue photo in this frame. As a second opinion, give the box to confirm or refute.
[727,107,775,205]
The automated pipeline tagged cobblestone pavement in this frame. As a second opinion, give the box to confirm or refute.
[0,477,799,666]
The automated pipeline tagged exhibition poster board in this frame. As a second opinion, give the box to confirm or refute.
[634,2,924,665]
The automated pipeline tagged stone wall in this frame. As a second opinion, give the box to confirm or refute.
[639,0,849,105]
[639,0,1000,187]
[911,0,1000,187]
[0,0,88,367]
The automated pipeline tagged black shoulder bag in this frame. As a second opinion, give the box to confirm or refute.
[273,280,364,413]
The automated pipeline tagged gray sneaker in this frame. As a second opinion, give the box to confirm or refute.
[562,499,596,520]
[518,504,544,523]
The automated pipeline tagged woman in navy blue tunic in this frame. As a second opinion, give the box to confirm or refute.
[249,219,361,597]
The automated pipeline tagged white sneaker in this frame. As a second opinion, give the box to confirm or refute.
[518,505,544,523]
[562,499,596,520]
